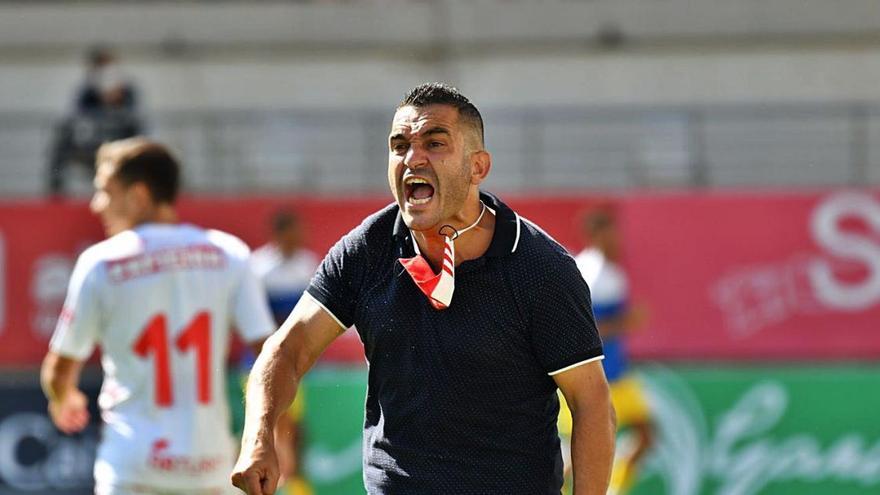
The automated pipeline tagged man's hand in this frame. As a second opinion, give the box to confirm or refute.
[41,351,88,434]
[47,388,90,434]
[231,440,280,495]
[231,296,345,494]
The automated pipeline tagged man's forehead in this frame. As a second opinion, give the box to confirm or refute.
[390,104,459,134]
[94,162,119,187]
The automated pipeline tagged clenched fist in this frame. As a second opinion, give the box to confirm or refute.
[231,440,280,495]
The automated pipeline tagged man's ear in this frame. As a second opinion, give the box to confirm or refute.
[469,150,492,185]
[127,182,153,210]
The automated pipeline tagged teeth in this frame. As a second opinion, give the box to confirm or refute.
[404,176,432,205]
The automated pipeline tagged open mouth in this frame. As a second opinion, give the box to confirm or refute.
[404,177,435,205]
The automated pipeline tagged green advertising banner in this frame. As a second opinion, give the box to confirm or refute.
[298,365,880,495]
[300,367,368,494]
[633,364,880,495]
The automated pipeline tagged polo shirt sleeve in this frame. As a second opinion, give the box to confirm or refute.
[530,253,604,376]
[305,232,366,329]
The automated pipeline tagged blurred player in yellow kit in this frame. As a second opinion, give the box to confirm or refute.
[271,392,311,495]
[251,210,319,495]
[560,207,654,495]
[228,354,311,495]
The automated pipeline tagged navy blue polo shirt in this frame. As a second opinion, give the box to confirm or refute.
[306,191,603,495]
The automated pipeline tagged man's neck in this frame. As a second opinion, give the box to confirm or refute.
[135,204,179,228]
[411,203,496,271]
[277,244,300,259]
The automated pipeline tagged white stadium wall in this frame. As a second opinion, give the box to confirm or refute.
[3,0,880,196]
[2,0,880,112]
[6,48,880,113]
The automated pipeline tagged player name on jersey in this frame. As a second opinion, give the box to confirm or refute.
[106,244,226,283]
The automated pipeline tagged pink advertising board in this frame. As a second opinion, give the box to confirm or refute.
[0,190,876,365]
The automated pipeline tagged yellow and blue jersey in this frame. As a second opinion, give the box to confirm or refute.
[575,248,630,383]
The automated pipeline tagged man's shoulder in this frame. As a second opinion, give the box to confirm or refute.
[250,243,280,271]
[515,216,573,262]
[506,216,586,293]
[135,223,252,260]
[342,201,399,246]
[251,242,278,259]
[68,231,142,286]
[202,227,251,260]
[79,230,141,265]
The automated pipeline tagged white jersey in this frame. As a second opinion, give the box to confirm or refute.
[50,223,275,491]
[250,243,319,323]
[250,244,318,296]
[574,247,628,310]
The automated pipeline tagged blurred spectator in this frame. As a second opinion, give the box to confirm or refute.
[251,210,320,324]
[47,46,142,196]
[250,209,319,495]
[563,206,655,495]
[76,45,138,112]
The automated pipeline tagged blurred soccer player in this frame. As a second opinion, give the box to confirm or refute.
[251,211,319,326]
[572,207,654,495]
[41,137,276,495]
[250,210,318,495]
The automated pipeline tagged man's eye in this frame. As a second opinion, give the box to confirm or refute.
[429,141,444,148]
[392,143,409,152]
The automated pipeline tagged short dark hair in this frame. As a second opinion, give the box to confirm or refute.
[399,83,484,147]
[86,44,115,67]
[584,207,616,236]
[270,210,299,234]
[97,137,180,204]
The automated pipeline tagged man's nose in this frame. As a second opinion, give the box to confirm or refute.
[403,143,428,169]
[90,193,104,214]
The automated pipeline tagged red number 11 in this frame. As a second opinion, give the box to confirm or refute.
[133,311,212,407]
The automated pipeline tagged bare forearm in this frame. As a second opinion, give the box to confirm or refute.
[232,297,343,494]
[40,353,81,401]
[41,353,90,434]
[241,333,301,448]
[41,369,68,402]
[571,402,616,495]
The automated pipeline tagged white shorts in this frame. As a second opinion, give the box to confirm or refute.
[95,483,237,495]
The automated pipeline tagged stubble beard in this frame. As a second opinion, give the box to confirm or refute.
[396,158,472,235]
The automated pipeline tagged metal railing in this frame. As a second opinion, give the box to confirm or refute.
[2,102,878,198]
